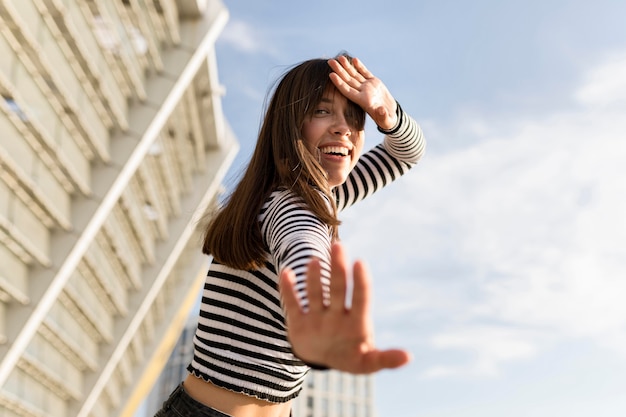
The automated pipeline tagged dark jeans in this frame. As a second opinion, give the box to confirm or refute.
[154,383,233,417]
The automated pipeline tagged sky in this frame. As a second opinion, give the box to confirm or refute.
[213,1,626,416]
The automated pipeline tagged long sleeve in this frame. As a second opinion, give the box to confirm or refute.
[260,189,332,309]
[188,189,331,402]
[335,103,425,211]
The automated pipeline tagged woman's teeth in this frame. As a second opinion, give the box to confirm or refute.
[319,146,349,156]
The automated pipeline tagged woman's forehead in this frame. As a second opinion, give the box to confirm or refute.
[319,86,347,104]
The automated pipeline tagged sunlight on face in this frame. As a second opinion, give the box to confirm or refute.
[301,90,364,187]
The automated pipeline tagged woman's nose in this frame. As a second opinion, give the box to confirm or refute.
[332,115,351,136]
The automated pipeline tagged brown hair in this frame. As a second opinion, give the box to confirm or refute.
[202,53,366,270]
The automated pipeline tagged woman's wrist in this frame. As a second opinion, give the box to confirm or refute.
[377,101,403,135]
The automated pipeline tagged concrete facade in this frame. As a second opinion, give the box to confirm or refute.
[0,0,238,416]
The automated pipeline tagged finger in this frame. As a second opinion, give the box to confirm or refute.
[350,259,371,317]
[328,58,351,81]
[337,55,366,82]
[328,58,365,86]
[328,243,348,312]
[305,257,325,314]
[361,349,412,373]
[351,57,374,80]
[279,268,303,322]
[327,58,344,75]
[328,72,357,97]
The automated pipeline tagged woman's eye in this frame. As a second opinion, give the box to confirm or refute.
[314,108,330,115]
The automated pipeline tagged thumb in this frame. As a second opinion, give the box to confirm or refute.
[361,349,412,373]
[379,349,412,369]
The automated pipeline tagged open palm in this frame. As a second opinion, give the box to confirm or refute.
[328,56,398,130]
[280,243,411,374]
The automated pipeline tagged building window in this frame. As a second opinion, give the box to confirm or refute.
[319,372,329,391]
[335,399,343,416]
[321,398,329,417]
[2,95,28,121]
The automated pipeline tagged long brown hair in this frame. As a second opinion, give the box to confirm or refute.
[202,53,366,270]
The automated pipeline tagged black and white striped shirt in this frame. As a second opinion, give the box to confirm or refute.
[188,106,425,402]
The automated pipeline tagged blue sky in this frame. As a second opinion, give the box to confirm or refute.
[214,1,626,416]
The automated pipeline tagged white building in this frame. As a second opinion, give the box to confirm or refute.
[0,1,238,416]
[293,371,376,417]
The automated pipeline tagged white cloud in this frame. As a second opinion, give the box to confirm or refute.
[219,19,279,56]
[574,52,626,109]
[423,325,540,378]
[343,50,626,378]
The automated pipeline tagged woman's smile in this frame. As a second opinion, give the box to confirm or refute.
[301,89,364,187]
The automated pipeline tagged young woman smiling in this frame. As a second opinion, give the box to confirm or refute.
[155,53,425,417]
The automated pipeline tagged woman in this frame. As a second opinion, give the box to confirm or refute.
[155,53,425,417]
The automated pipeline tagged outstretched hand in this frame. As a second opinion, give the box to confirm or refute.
[328,56,398,130]
[279,243,411,374]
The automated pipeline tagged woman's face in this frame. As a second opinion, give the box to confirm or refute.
[301,89,364,188]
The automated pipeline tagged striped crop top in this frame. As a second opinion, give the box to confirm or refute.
[187,104,425,403]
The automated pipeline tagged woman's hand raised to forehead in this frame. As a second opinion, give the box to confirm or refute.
[328,56,398,130]
[279,242,411,374]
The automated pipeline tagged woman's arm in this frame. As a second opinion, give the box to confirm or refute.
[329,57,426,210]
[262,189,333,308]
[335,106,425,211]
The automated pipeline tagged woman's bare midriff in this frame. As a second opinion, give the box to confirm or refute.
[183,374,292,417]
